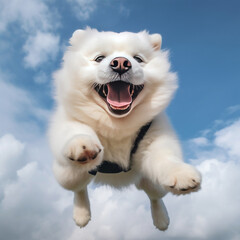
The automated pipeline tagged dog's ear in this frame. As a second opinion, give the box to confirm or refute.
[69,29,86,46]
[150,33,162,51]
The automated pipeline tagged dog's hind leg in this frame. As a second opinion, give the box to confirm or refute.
[150,198,169,231]
[136,177,169,231]
[73,187,91,228]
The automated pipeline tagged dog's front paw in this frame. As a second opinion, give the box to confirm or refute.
[63,135,103,170]
[164,163,201,195]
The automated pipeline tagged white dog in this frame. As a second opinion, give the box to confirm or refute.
[49,28,201,231]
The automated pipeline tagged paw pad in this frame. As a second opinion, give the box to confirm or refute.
[69,148,101,164]
[64,135,103,167]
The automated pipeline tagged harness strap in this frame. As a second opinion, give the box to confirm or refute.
[89,121,152,176]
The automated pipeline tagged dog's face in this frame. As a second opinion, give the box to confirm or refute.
[55,29,177,130]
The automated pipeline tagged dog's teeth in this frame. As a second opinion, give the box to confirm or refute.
[103,86,107,97]
[130,85,134,97]
[131,88,134,97]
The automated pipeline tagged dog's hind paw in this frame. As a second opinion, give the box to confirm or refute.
[151,199,169,231]
[73,207,91,228]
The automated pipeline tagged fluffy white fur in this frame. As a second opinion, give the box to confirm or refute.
[49,28,201,231]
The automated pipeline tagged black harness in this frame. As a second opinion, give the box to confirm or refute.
[89,121,152,176]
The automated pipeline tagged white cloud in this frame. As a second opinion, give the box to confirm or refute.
[68,186,156,240]
[34,71,49,84]
[67,0,97,20]
[0,76,50,139]
[164,158,240,240]
[0,0,58,33]
[0,137,74,240]
[189,136,209,146]
[23,31,60,68]
[67,0,130,21]
[0,0,60,69]
[119,4,130,17]
[214,119,240,157]
[227,105,240,114]
[0,76,75,240]
[0,134,25,187]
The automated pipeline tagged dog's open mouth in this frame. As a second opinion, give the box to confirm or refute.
[94,81,144,115]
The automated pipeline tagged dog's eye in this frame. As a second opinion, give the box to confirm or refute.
[95,55,106,63]
[133,56,144,63]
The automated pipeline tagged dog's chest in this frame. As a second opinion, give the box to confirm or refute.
[99,136,134,169]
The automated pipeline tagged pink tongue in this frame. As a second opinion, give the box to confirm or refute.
[107,81,132,107]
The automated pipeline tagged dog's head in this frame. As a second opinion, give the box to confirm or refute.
[55,28,177,134]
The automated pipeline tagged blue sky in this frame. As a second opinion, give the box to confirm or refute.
[0,1,240,240]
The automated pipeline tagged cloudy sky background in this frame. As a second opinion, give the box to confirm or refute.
[0,0,240,239]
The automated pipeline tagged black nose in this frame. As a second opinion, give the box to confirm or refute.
[110,57,132,75]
